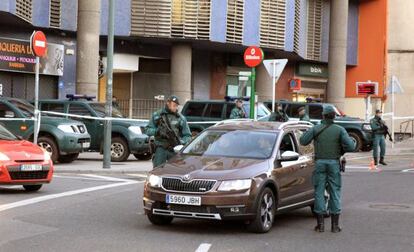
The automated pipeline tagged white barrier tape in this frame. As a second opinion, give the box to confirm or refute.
[0,118,35,121]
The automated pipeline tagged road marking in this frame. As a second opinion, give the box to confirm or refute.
[80,174,137,182]
[195,243,212,252]
[402,168,414,173]
[0,180,142,213]
[126,173,148,178]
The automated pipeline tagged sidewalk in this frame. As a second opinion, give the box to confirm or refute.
[54,152,153,174]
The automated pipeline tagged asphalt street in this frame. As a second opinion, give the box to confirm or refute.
[1,153,414,252]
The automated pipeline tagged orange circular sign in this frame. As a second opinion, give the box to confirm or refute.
[244,46,264,68]
[31,31,47,57]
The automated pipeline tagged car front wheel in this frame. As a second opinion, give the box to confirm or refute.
[111,137,130,162]
[247,187,276,233]
[348,132,362,152]
[58,153,79,163]
[38,136,59,163]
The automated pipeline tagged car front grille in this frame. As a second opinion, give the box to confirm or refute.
[162,177,216,193]
[8,171,49,180]
[78,138,90,144]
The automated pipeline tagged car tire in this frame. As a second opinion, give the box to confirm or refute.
[23,185,42,192]
[38,136,59,163]
[111,137,130,162]
[348,132,362,152]
[147,213,174,225]
[58,153,79,163]
[247,187,276,233]
[133,153,152,160]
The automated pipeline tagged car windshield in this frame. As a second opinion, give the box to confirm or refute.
[8,99,34,117]
[243,103,271,119]
[182,130,277,159]
[90,103,124,118]
[0,124,17,140]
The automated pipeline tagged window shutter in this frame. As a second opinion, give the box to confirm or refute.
[293,0,301,53]
[172,0,211,40]
[50,0,61,28]
[226,0,244,44]
[131,0,172,37]
[306,0,323,61]
[16,0,32,23]
[259,0,286,50]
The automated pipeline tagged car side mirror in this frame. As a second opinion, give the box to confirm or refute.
[279,151,300,162]
[174,145,184,154]
[5,111,15,118]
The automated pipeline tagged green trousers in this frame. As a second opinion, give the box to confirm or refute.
[313,159,342,215]
[152,147,175,168]
[372,134,386,159]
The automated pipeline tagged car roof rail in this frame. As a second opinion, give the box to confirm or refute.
[224,96,250,102]
[213,118,254,127]
[277,121,313,130]
[66,94,96,101]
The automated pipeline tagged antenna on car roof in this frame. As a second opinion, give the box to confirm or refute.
[66,94,96,101]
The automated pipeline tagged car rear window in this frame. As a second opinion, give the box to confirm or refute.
[41,103,65,113]
[69,104,92,116]
[204,103,223,118]
[184,103,205,117]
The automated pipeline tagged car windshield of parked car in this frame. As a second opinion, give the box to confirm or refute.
[8,99,34,117]
[0,124,17,140]
[90,103,124,118]
[182,130,277,159]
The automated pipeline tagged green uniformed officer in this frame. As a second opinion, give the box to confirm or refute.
[145,95,192,168]
[300,106,355,233]
[269,103,289,122]
[229,99,246,119]
[298,106,310,122]
[370,109,387,165]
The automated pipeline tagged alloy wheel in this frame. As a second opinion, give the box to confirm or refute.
[111,143,125,158]
[260,193,274,230]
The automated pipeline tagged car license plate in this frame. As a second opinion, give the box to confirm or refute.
[21,164,43,171]
[166,194,201,206]
[82,142,90,148]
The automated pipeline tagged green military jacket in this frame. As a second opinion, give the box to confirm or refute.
[269,110,289,122]
[300,119,355,159]
[229,107,246,119]
[300,114,310,122]
[145,107,192,148]
[370,116,386,135]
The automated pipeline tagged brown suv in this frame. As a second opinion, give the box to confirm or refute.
[143,121,315,233]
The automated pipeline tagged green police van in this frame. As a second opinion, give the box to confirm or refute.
[0,97,91,163]
[263,100,373,152]
[38,96,151,162]
[181,98,271,136]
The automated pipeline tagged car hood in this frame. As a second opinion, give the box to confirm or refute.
[41,116,84,126]
[111,119,148,128]
[335,116,364,122]
[0,140,44,161]
[152,154,270,180]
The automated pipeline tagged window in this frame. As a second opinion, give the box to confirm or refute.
[295,129,314,155]
[279,133,296,154]
[41,103,64,113]
[226,104,236,118]
[184,103,205,117]
[290,104,305,118]
[260,0,286,49]
[309,105,323,119]
[0,103,15,118]
[69,104,92,116]
[204,104,223,118]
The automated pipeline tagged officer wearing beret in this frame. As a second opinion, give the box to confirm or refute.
[300,106,355,233]
[145,95,192,168]
[370,109,388,165]
[298,106,310,122]
[229,99,246,119]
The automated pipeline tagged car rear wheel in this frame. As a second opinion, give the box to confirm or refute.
[111,137,130,162]
[58,153,79,163]
[133,153,152,160]
[38,136,59,163]
[247,188,276,233]
[147,212,173,225]
[348,132,362,152]
[23,185,42,192]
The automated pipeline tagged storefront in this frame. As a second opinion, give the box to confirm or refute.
[0,37,64,99]
[293,62,328,102]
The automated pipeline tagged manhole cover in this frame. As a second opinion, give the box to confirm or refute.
[369,204,410,210]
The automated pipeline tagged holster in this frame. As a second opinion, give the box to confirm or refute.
[339,157,346,173]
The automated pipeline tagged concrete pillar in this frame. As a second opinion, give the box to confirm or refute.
[171,44,192,102]
[327,0,349,111]
[256,63,273,102]
[76,0,101,96]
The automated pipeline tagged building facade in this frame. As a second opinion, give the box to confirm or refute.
[0,0,389,118]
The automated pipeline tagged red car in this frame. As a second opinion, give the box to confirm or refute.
[0,124,53,191]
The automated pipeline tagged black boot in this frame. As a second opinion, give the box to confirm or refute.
[331,214,342,233]
[374,158,378,166]
[379,157,387,165]
[314,214,324,232]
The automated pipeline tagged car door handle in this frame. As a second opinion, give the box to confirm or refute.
[300,164,307,169]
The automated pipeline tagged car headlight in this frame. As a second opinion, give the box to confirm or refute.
[363,124,372,131]
[128,126,142,135]
[148,175,162,188]
[0,152,10,161]
[218,179,252,192]
[58,124,76,133]
[42,149,51,161]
